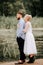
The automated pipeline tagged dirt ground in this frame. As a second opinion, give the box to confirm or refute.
[0,59,43,65]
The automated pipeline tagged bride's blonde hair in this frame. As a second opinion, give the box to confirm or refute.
[24,14,32,21]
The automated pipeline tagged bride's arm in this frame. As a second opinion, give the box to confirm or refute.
[23,23,29,33]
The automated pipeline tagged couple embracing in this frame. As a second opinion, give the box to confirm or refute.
[16,10,37,64]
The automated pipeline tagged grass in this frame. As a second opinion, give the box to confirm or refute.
[0,16,43,29]
[32,17,43,28]
[0,16,17,29]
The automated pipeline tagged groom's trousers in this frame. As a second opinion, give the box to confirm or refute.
[17,37,26,60]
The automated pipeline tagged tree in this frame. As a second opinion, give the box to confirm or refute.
[0,0,43,17]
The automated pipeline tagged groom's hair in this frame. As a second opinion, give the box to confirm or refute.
[18,10,25,17]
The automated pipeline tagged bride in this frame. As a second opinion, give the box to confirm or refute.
[23,14,37,63]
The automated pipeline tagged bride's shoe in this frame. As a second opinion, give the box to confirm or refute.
[27,56,35,63]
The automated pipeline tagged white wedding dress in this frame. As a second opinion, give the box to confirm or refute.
[24,22,37,55]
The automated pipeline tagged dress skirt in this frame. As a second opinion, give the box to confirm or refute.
[24,32,37,55]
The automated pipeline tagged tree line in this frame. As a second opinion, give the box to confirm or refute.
[0,0,43,17]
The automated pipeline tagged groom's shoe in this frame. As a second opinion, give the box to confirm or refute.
[17,60,25,64]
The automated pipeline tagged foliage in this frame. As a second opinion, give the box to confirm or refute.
[0,16,43,29]
[0,0,43,16]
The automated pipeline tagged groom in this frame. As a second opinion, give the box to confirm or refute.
[16,10,26,64]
